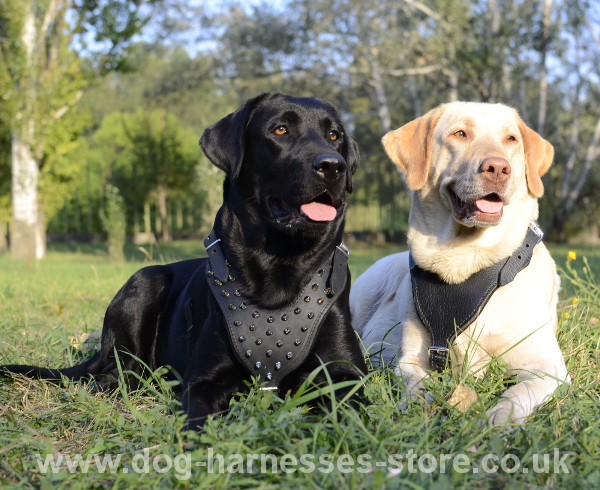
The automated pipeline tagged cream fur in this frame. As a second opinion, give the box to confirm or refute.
[351,102,570,425]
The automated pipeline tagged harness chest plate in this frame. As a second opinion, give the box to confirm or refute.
[203,231,349,390]
[410,223,544,371]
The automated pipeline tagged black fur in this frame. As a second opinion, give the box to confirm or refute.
[0,93,366,430]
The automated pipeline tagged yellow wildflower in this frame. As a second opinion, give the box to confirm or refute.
[562,311,570,320]
[567,250,577,262]
[572,297,578,305]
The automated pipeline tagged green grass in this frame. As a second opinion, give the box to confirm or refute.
[0,240,599,489]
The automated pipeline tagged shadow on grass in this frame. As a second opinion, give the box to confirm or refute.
[47,240,208,264]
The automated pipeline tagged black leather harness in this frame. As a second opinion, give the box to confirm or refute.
[202,231,350,390]
[410,223,544,372]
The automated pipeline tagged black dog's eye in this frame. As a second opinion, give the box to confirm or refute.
[453,130,467,138]
[274,126,288,136]
[329,130,340,141]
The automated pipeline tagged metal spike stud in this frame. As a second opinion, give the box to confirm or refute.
[255,361,261,369]
[307,312,314,319]
[276,340,283,347]
[275,362,281,370]
[266,349,273,357]
[245,350,252,357]
[286,352,293,359]
[233,320,241,327]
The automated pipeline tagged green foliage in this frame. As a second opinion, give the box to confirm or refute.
[94,108,199,204]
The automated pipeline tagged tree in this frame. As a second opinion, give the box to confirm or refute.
[94,109,199,241]
[548,0,600,241]
[0,0,160,259]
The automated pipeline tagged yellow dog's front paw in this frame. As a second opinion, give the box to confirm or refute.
[486,400,526,426]
[398,390,434,411]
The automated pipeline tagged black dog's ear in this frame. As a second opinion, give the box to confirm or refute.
[200,93,271,180]
[343,135,360,193]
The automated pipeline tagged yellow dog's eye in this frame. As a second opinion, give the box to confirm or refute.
[507,135,517,142]
[453,130,467,138]
[329,130,340,141]
[274,126,287,135]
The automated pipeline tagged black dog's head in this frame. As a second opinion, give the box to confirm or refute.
[200,93,359,239]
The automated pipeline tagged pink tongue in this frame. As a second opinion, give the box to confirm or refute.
[300,202,337,221]
[476,198,503,214]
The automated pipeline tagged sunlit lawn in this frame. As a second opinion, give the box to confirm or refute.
[0,238,598,488]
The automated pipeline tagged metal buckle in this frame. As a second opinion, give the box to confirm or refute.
[428,346,449,356]
[205,238,222,250]
[428,346,449,371]
[529,222,544,243]
[337,242,350,257]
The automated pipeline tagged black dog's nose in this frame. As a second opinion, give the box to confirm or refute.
[312,154,347,181]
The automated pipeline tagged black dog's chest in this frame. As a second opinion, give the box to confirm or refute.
[203,231,349,389]
[206,261,336,388]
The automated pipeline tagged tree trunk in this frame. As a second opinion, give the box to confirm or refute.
[11,128,45,259]
[10,5,46,260]
[157,182,170,241]
[551,113,600,241]
[368,47,392,133]
[0,222,7,254]
[537,0,552,137]
[144,202,152,234]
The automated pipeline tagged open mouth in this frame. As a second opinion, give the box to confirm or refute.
[270,192,338,224]
[449,188,504,225]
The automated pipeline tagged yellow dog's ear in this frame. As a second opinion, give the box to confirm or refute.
[517,119,554,198]
[381,106,445,190]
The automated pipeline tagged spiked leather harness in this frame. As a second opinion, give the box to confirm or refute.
[202,231,350,390]
[410,223,544,372]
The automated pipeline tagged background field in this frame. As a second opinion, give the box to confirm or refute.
[1,241,599,488]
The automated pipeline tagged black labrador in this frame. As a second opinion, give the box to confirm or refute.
[0,93,367,429]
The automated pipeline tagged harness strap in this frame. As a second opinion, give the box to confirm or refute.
[410,223,543,372]
[203,231,349,390]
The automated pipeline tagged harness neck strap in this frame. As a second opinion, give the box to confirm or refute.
[203,231,350,390]
[409,223,544,372]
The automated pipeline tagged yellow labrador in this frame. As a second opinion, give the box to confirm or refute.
[351,102,570,425]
